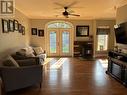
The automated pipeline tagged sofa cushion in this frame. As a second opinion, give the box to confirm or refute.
[12,54,28,60]
[16,59,38,66]
[3,56,19,67]
[34,47,45,55]
[0,61,3,66]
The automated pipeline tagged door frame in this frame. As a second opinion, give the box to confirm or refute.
[45,21,74,57]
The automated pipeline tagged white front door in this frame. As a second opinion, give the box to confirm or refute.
[47,29,72,56]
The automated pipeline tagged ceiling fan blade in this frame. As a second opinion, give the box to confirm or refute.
[70,6,84,9]
[67,1,78,7]
[54,7,63,10]
[54,2,65,7]
[68,9,75,13]
[69,14,80,16]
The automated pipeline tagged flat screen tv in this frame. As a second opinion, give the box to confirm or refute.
[114,22,127,44]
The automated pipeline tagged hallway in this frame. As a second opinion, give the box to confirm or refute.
[8,58,127,95]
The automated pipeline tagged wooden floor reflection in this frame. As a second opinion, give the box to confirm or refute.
[8,58,127,95]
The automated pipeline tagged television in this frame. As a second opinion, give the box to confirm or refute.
[114,22,127,44]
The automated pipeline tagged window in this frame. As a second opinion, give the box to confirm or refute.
[97,27,109,51]
[97,35,108,51]
[47,22,72,29]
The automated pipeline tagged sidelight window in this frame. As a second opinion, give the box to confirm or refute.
[97,27,110,51]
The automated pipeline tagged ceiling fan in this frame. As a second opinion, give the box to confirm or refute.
[54,1,81,18]
[62,7,80,18]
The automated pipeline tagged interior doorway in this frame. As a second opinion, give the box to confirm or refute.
[46,21,74,57]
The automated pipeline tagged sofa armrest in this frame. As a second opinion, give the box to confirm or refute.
[0,65,43,92]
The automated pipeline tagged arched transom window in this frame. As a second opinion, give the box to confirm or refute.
[47,21,72,29]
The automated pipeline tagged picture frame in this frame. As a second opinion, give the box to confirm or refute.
[18,24,22,33]
[76,25,89,37]
[14,20,19,31]
[38,30,44,37]
[8,20,14,32]
[22,26,25,35]
[31,28,37,35]
[2,19,9,33]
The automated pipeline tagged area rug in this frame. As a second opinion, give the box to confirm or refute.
[50,58,67,69]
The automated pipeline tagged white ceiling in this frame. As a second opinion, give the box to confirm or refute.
[15,0,127,19]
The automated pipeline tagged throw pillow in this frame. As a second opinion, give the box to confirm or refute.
[17,47,35,57]
[3,60,16,67]
[27,46,34,53]
[34,47,45,55]
[26,53,35,57]
[7,55,19,67]
[5,55,20,67]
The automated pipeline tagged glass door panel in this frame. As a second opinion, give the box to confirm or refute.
[62,31,69,53]
[60,29,71,56]
[48,30,59,56]
[50,31,57,53]
[48,29,72,56]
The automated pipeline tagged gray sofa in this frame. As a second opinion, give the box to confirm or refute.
[0,56,43,92]
[15,46,47,64]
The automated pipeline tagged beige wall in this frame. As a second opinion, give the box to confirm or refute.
[30,19,94,50]
[0,8,116,58]
[30,19,115,57]
[116,4,127,24]
[0,9,30,58]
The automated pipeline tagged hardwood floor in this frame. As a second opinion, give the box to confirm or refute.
[7,58,127,95]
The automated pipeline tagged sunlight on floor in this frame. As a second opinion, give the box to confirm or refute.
[94,61,108,86]
[43,58,54,65]
[50,58,67,69]
[98,59,108,68]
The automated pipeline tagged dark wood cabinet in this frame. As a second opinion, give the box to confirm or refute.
[106,50,127,86]
[74,41,93,58]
